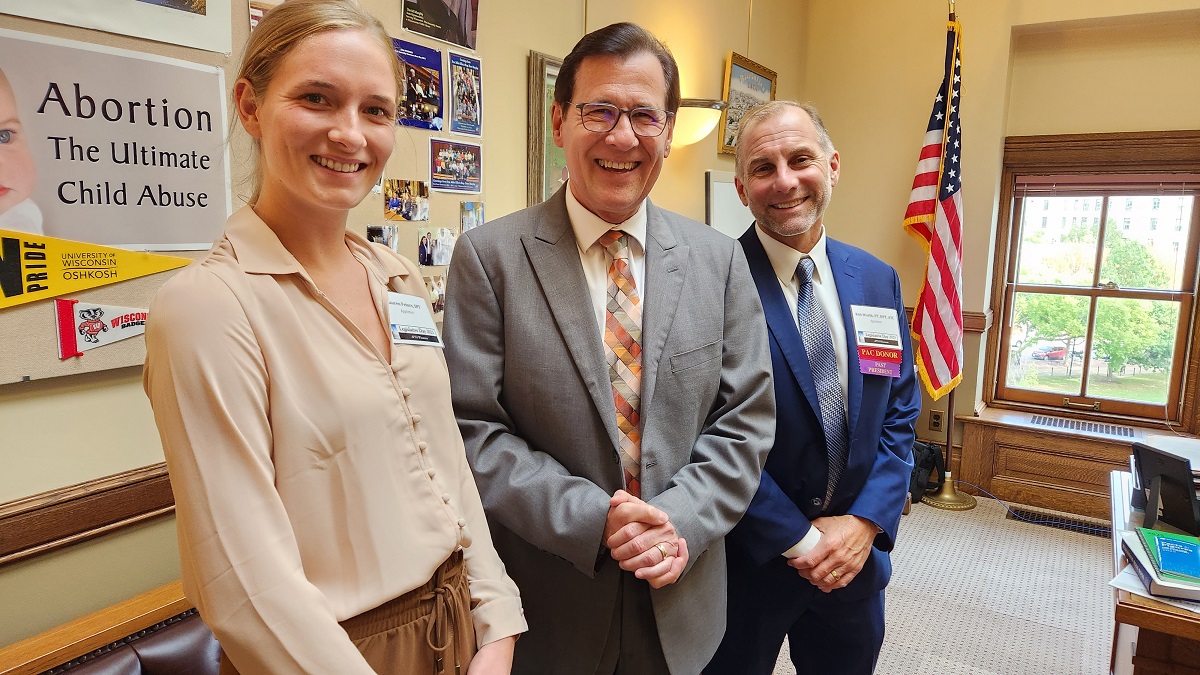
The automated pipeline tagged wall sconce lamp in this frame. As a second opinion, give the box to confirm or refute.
[673,98,727,148]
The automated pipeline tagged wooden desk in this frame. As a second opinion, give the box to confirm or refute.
[1110,471,1200,674]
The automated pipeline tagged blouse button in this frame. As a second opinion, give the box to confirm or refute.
[401,387,412,397]
[457,518,466,528]
[418,442,428,452]
[442,493,451,503]
[412,414,422,424]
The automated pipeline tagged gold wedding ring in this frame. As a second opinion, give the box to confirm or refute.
[655,542,670,560]
[830,569,841,580]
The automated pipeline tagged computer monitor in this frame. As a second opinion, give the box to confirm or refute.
[1132,441,1200,535]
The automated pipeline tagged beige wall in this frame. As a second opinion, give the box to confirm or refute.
[1008,15,1200,136]
[801,0,1200,438]
[586,0,806,223]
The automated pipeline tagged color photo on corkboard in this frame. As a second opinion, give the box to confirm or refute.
[393,38,444,131]
[383,178,429,221]
[429,138,480,194]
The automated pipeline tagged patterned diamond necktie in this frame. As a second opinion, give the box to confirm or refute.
[796,257,847,508]
[599,230,643,498]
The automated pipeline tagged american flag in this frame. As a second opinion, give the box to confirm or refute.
[903,19,964,401]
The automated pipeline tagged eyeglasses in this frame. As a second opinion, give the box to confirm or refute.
[574,102,674,137]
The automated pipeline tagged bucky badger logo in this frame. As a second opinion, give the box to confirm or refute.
[78,307,108,344]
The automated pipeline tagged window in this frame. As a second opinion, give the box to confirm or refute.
[1041,217,1048,228]
[988,131,1200,427]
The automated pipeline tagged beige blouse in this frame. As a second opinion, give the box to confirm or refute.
[144,207,525,674]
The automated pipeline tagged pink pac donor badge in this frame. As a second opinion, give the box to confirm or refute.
[850,305,903,378]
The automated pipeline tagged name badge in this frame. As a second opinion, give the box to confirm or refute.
[387,292,444,347]
[850,305,902,377]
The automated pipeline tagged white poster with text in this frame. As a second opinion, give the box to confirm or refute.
[0,29,230,249]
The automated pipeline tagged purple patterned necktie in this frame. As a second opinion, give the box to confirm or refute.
[797,257,847,508]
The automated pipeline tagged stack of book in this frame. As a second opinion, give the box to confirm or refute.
[1121,527,1200,601]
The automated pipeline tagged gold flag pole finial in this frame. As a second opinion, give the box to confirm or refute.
[949,1,955,21]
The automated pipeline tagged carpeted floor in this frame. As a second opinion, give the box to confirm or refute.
[771,494,1113,674]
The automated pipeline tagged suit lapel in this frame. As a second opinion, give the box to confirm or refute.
[523,193,620,450]
[738,226,823,416]
[827,238,865,441]
[638,202,687,417]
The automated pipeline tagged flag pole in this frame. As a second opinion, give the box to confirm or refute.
[921,388,977,510]
[918,2,976,511]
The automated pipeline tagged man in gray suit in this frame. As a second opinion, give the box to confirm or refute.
[443,22,776,675]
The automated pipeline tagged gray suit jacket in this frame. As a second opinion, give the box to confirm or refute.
[443,188,775,674]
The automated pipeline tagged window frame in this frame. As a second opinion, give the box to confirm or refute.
[984,131,1200,432]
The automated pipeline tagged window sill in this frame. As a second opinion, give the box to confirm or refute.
[958,405,1194,518]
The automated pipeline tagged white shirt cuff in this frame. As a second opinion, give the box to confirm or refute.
[782,526,822,559]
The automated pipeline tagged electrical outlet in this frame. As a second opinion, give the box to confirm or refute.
[928,411,944,432]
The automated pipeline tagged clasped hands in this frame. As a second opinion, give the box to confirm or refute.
[602,489,689,588]
[788,515,877,593]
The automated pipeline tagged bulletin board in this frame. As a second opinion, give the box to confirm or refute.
[0,1,488,569]
[0,10,248,385]
[0,1,479,385]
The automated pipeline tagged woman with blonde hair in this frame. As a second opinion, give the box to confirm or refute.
[143,1,525,672]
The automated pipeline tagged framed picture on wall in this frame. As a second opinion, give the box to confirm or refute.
[527,51,567,206]
[717,52,777,155]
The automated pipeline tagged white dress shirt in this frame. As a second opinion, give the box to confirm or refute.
[755,224,849,558]
[565,184,648,334]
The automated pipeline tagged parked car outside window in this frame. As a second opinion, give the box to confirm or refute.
[1031,344,1067,360]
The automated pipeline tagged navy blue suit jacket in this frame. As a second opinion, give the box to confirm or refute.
[728,225,920,600]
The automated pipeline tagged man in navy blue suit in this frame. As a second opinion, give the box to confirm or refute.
[707,101,920,675]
